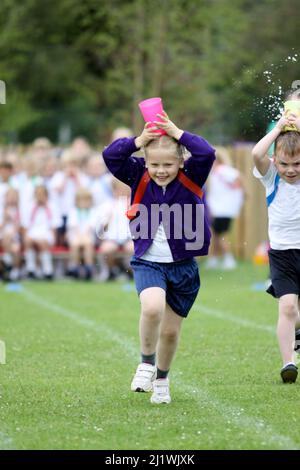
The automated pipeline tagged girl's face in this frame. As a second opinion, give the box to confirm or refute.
[146,149,183,187]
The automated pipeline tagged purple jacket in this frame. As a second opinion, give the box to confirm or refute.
[102,131,215,260]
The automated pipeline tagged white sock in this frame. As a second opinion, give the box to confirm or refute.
[40,251,53,275]
[282,362,296,369]
[25,249,36,272]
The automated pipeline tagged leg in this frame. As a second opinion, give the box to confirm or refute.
[81,236,94,266]
[101,240,121,279]
[139,287,165,355]
[24,236,37,276]
[39,240,54,278]
[156,303,184,372]
[296,298,300,330]
[3,237,22,281]
[81,237,94,280]
[150,303,183,405]
[277,294,299,365]
[213,232,223,257]
[130,287,165,393]
[69,240,81,266]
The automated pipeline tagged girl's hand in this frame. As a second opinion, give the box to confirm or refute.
[134,122,160,148]
[154,111,183,140]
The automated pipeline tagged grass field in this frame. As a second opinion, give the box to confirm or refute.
[1,261,300,450]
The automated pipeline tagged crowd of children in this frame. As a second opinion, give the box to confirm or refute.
[0,132,134,282]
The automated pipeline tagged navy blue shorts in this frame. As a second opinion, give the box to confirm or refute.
[130,256,200,318]
[267,248,300,298]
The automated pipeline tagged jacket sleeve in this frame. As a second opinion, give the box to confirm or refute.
[102,137,144,186]
[180,131,215,187]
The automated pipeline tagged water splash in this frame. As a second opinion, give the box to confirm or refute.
[258,53,298,121]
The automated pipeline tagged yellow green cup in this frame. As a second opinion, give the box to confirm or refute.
[284,100,300,131]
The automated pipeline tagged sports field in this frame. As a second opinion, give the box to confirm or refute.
[1,261,299,450]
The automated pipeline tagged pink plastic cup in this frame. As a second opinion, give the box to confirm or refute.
[138,97,166,135]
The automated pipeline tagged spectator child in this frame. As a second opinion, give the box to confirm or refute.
[206,146,245,270]
[0,188,21,281]
[22,185,60,279]
[66,188,96,280]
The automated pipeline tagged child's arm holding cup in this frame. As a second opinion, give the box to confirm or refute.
[252,114,290,175]
[134,122,160,149]
[154,112,184,141]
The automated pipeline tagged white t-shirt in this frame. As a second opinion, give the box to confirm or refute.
[67,206,98,243]
[253,162,300,250]
[50,171,89,216]
[88,173,113,206]
[207,164,244,218]
[21,202,61,245]
[97,197,131,244]
[141,223,173,262]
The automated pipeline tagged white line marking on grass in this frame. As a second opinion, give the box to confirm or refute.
[22,287,137,358]
[174,378,298,450]
[22,287,297,449]
[193,303,276,334]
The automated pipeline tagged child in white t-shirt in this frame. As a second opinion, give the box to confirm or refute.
[51,151,89,245]
[22,185,60,279]
[0,188,22,281]
[97,178,133,280]
[206,147,244,270]
[66,188,97,280]
[252,111,300,383]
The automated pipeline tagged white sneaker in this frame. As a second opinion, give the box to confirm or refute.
[131,363,156,392]
[150,378,171,404]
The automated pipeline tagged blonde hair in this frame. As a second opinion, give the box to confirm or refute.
[275,131,300,157]
[75,187,93,205]
[61,149,80,167]
[144,135,184,160]
[111,127,133,141]
[32,137,52,149]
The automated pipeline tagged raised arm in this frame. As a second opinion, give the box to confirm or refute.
[154,111,215,186]
[252,114,290,175]
[102,123,158,186]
